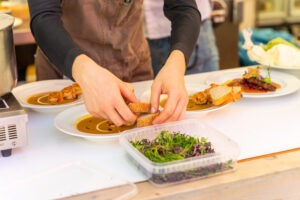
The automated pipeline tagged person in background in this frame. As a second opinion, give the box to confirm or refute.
[28,0,201,126]
[144,0,219,76]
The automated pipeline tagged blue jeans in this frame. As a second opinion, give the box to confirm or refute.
[147,19,219,76]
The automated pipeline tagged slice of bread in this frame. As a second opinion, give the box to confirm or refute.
[232,86,242,101]
[209,86,233,106]
[128,102,151,113]
[137,113,160,128]
[209,85,243,106]
[124,121,136,126]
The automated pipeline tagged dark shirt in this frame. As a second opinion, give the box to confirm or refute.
[28,0,201,79]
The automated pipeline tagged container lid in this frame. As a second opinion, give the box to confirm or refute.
[0,161,137,200]
[0,14,14,30]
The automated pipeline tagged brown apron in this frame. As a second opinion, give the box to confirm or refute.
[35,0,153,82]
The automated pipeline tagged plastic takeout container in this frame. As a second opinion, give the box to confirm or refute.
[119,119,240,186]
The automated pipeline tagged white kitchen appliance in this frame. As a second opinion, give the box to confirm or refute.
[0,93,27,157]
[0,14,28,157]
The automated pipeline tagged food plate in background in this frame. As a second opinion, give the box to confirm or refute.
[204,68,300,98]
[12,79,84,113]
[55,105,137,142]
[258,62,300,78]
[140,84,230,116]
[259,62,300,70]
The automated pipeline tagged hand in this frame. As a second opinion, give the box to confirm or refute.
[72,54,138,126]
[150,50,188,124]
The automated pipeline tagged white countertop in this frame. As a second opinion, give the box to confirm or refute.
[1,67,300,199]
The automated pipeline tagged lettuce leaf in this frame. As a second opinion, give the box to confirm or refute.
[263,38,299,51]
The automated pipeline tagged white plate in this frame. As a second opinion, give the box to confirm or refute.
[55,105,136,142]
[12,79,84,113]
[13,17,22,28]
[204,68,300,98]
[259,62,300,70]
[140,84,230,116]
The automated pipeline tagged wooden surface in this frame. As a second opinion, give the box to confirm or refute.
[64,149,300,200]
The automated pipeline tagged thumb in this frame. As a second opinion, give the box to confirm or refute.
[119,82,139,103]
[150,83,161,113]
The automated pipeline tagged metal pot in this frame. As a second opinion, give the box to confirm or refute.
[0,14,17,96]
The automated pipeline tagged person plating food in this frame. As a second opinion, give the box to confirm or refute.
[28,0,201,126]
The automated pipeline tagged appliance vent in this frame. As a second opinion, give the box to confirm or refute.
[8,125,17,140]
[0,126,6,141]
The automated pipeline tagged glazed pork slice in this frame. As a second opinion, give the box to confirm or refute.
[245,77,276,91]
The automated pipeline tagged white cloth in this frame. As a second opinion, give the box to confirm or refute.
[143,0,212,39]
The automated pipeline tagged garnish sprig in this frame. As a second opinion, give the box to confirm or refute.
[263,66,272,84]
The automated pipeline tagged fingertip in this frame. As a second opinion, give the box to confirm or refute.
[152,113,165,124]
[131,95,139,103]
[151,106,157,114]
[150,91,160,114]
[178,110,186,121]
[152,118,159,125]
[120,83,138,103]
[131,113,138,122]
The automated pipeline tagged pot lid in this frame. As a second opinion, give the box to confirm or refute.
[0,14,14,31]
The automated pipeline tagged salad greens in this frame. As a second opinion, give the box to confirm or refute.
[151,159,234,184]
[130,131,214,163]
[263,38,299,51]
